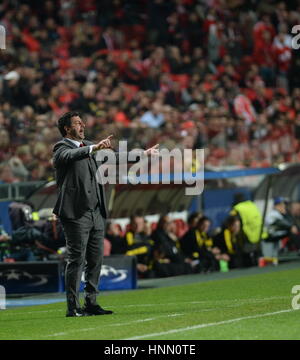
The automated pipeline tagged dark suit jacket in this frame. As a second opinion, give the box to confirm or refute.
[53,138,108,219]
[53,138,143,220]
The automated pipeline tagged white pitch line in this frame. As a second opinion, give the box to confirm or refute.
[42,296,292,338]
[44,313,184,338]
[124,308,296,340]
[110,295,290,308]
[0,309,64,316]
[0,295,289,316]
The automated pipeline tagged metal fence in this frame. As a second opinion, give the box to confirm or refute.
[0,181,46,202]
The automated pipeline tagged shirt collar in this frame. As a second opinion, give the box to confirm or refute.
[65,138,82,147]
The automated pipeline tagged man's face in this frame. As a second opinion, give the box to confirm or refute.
[230,220,241,234]
[201,220,211,233]
[65,116,85,141]
[132,216,144,233]
[276,202,286,214]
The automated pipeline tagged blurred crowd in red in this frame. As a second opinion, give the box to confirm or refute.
[1,0,300,183]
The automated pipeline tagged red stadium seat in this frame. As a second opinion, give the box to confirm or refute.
[170,74,190,89]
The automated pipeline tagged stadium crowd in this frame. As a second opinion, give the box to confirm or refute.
[1,0,300,184]
[1,1,300,277]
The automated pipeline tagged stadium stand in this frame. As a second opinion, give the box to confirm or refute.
[1,0,300,276]
[1,0,300,183]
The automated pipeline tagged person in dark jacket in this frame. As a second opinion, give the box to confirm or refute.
[213,216,245,270]
[260,197,299,266]
[152,215,192,277]
[124,215,154,278]
[53,111,159,317]
[105,221,127,255]
[180,216,220,272]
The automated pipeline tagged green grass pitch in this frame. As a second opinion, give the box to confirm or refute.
[1,266,300,340]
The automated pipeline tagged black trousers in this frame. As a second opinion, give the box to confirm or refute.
[61,207,106,310]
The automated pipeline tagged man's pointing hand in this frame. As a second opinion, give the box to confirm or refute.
[93,135,114,151]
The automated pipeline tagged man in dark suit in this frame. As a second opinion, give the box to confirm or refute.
[53,111,158,317]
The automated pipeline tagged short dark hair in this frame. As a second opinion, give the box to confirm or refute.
[232,192,246,206]
[225,215,240,229]
[57,111,81,137]
[197,216,211,229]
[187,211,201,226]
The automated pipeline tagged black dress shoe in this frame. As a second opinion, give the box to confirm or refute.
[66,308,89,317]
[83,304,113,316]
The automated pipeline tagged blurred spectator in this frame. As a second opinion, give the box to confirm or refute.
[186,211,202,229]
[260,197,299,266]
[8,156,29,181]
[0,164,20,183]
[105,221,127,255]
[230,193,264,252]
[179,216,220,272]
[124,215,154,277]
[152,214,192,277]
[213,216,246,270]
[224,20,243,65]
[140,102,165,128]
[36,214,66,259]
[0,222,11,262]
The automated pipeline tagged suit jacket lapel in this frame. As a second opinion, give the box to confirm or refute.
[84,143,98,178]
[63,138,78,148]
[63,138,95,177]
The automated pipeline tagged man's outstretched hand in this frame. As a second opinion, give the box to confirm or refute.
[93,135,114,151]
[144,144,159,156]
[93,137,159,156]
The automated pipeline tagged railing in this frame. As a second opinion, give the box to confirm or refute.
[0,181,46,202]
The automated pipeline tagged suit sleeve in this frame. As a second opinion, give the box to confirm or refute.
[53,143,91,166]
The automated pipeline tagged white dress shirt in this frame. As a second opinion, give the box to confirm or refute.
[66,138,95,153]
